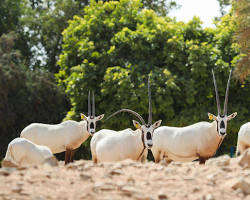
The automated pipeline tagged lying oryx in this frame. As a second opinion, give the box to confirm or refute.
[151,69,237,164]
[236,122,250,155]
[2,138,58,168]
[21,92,104,164]
[90,79,162,163]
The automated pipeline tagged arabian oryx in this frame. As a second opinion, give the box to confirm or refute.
[2,138,58,168]
[236,122,250,156]
[151,69,237,164]
[20,91,104,164]
[90,78,162,163]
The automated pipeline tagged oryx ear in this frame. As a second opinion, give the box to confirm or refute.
[133,120,141,129]
[227,112,237,121]
[208,113,217,121]
[96,114,104,121]
[80,113,87,120]
[152,120,162,129]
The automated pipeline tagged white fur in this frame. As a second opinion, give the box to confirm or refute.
[236,122,250,155]
[2,138,55,167]
[90,128,147,163]
[20,120,90,153]
[151,121,222,162]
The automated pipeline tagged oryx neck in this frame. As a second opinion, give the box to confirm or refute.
[79,120,90,135]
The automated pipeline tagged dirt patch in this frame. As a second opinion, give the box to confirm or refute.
[1,155,250,200]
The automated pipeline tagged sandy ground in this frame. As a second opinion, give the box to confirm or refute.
[1,154,250,200]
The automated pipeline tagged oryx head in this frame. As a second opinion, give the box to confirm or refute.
[105,77,162,149]
[208,69,237,137]
[80,91,104,136]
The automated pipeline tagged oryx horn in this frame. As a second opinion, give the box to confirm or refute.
[88,91,91,116]
[92,91,95,117]
[212,69,221,115]
[105,109,146,125]
[148,77,152,125]
[223,69,232,115]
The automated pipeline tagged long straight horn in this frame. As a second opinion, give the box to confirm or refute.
[88,91,91,116]
[148,77,152,125]
[105,109,146,125]
[212,69,221,115]
[223,69,232,115]
[92,91,95,117]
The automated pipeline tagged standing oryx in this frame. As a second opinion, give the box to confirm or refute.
[151,69,237,164]
[236,122,250,156]
[90,78,162,163]
[21,91,104,164]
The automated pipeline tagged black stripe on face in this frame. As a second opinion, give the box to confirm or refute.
[90,122,94,129]
[146,132,152,140]
[220,120,225,129]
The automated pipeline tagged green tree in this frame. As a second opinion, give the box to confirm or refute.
[57,0,249,159]
[233,0,250,81]
[0,32,68,160]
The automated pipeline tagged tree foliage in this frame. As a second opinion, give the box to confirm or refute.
[233,0,250,81]
[0,32,68,159]
[57,0,250,159]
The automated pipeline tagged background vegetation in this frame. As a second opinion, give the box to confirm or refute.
[0,0,249,160]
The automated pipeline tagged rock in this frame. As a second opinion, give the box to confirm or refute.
[231,178,250,195]
[108,169,123,175]
[238,149,250,168]
[93,183,116,192]
[43,157,58,167]
[11,186,22,193]
[192,187,200,192]
[159,160,168,166]
[158,193,168,200]
[120,185,142,196]
[80,173,92,180]
[221,167,232,172]
[206,155,231,166]
[205,194,214,200]
[66,163,78,170]
[127,176,135,184]
[0,169,11,176]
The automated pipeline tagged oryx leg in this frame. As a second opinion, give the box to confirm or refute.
[152,150,161,163]
[69,148,78,163]
[199,157,207,165]
[65,149,71,165]
[140,150,148,163]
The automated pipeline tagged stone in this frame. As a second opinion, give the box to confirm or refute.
[231,178,250,195]
[43,157,58,167]
[205,194,214,200]
[158,193,168,200]
[0,169,11,176]
[108,169,123,175]
[80,173,92,180]
[238,149,250,168]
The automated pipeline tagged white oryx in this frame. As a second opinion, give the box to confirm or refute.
[2,138,57,168]
[20,92,104,164]
[151,69,237,164]
[90,78,162,163]
[236,122,250,156]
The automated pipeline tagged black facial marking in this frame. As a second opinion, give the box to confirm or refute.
[146,132,151,140]
[220,120,225,129]
[219,114,225,118]
[90,122,94,129]
[87,121,89,132]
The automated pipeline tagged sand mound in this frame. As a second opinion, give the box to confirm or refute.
[1,154,250,200]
